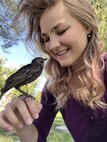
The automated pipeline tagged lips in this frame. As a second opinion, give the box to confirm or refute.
[56,48,70,56]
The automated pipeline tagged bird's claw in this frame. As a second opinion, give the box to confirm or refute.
[18,93,35,101]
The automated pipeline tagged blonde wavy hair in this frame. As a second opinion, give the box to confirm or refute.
[15,0,107,109]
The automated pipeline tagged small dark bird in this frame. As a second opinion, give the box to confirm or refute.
[0,57,47,99]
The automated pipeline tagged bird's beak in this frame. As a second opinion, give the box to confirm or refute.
[43,58,47,61]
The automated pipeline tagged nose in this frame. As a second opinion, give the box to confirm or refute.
[49,36,61,50]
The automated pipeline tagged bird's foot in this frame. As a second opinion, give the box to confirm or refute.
[18,93,35,101]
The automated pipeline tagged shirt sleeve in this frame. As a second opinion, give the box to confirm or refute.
[33,86,58,142]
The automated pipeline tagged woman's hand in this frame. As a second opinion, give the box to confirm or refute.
[0,95,42,131]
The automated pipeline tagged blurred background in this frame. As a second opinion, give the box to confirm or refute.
[0,0,107,142]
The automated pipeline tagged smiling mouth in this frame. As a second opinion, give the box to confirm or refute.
[56,48,70,56]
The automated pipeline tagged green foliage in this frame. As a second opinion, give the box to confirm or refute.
[47,130,73,142]
[0,136,14,142]
[35,91,42,102]
[89,0,107,48]
[0,128,17,142]
[0,58,15,89]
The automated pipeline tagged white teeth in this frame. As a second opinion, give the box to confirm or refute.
[57,49,69,56]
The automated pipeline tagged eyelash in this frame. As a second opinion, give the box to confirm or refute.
[57,28,68,35]
[42,28,69,43]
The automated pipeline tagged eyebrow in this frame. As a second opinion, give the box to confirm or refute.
[41,22,67,36]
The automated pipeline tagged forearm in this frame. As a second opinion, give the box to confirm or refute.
[15,124,38,142]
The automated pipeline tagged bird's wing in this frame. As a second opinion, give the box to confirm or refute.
[6,64,41,86]
[15,65,42,87]
[4,65,31,87]
[20,65,41,81]
[6,64,31,80]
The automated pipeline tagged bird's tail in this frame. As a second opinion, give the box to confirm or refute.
[0,87,7,99]
[0,89,3,100]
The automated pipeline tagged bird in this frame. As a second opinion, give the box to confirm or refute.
[0,57,47,99]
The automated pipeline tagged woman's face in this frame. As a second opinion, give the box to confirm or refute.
[40,2,90,67]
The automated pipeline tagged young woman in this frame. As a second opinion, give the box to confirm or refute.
[0,0,107,142]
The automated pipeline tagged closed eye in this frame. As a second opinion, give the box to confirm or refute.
[57,28,69,35]
[43,38,50,43]
[41,27,69,43]
[41,37,50,43]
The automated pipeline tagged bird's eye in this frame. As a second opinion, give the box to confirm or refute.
[39,58,43,63]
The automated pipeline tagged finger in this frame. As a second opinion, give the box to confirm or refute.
[14,98,33,125]
[36,102,42,110]
[3,104,23,129]
[24,97,42,119]
[0,112,13,131]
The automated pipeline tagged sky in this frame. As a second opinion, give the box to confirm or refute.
[0,42,34,68]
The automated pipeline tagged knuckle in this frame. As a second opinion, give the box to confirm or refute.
[24,97,32,103]
[25,97,36,105]
[11,97,18,104]
[16,98,24,106]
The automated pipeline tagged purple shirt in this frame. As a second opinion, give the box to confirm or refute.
[33,55,107,142]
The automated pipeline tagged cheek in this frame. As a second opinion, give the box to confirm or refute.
[43,47,55,57]
[60,32,73,45]
[60,28,81,45]
[71,30,88,49]
[41,45,50,56]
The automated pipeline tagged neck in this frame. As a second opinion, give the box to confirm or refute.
[71,56,85,74]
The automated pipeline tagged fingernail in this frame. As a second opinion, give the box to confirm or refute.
[26,118,33,125]
[34,114,39,119]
